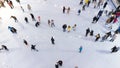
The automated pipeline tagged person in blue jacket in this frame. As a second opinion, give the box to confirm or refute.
[79,46,83,53]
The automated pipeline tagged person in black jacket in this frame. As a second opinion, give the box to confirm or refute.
[35,21,40,27]
[24,17,28,23]
[51,37,55,44]
[90,30,94,36]
[62,24,67,32]
[85,28,90,37]
[23,39,28,46]
[30,13,36,21]
[57,60,63,66]
[103,1,108,9]
[31,44,38,52]
[0,45,9,51]
[111,46,119,53]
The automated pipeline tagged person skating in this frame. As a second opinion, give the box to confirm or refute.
[92,16,99,23]
[24,17,28,23]
[63,6,66,13]
[101,34,107,42]
[72,24,77,31]
[38,16,40,22]
[10,16,18,22]
[77,9,81,15]
[31,44,38,52]
[55,63,59,68]
[79,0,83,5]
[48,19,51,26]
[103,1,108,9]
[51,20,55,27]
[85,28,90,37]
[51,37,55,45]
[30,13,36,21]
[27,4,31,11]
[62,24,67,32]
[82,4,86,10]
[90,30,94,36]
[87,0,90,7]
[0,45,9,51]
[111,46,119,53]
[35,21,40,27]
[95,33,100,41]
[67,7,70,14]
[110,34,116,42]
[20,6,24,12]
[8,26,17,34]
[16,0,20,4]
[8,0,14,9]
[97,9,103,18]
[79,46,83,53]
[57,60,63,66]
[23,39,28,46]
[67,25,71,32]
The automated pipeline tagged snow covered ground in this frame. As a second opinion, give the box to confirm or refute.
[0,0,120,68]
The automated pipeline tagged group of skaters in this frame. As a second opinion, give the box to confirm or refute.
[62,6,71,14]
[55,60,63,68]
[62,24,77,32]
[0,0,120,68]
[48,19,55,27]
[85,27,117,42]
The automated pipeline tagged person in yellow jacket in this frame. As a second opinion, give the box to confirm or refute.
[85,0,89,5]
[67,25,71,32]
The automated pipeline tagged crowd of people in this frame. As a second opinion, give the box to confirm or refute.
[0,0,120,68]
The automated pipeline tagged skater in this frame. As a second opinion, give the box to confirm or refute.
[63,6,66,13]
[67,7,70,14]
[111,46,119,53]
[24,17,28,23]
[77,9,81,15]
[79,46,83,53]
[51,37,55,45]
[97,9,104,18]
[35,21,40,27]
[82,4,86,10]
[8,0,14,9]
[23,39,28,46]
[51,20,55,27]
[103,1,108,9]
[87,0,91,7]
[48,19,51,26]
[67,25,71,32]
[79,0,83,5]
[95,33,100,41]
[101,34,107,42]
[10,16,18,22]
[105,31,112,39]
[55,63,59,68]
[31,44,38,52]
[92,16,99,23]
[20,6,24,12]
[30,13,36,21]
[85,28,90,37]
[38,16,40,22]
[110,34,117,42]
[0,45,9,51]
[27,4,31,11]
[72,24,77,31]
[8,26,17,34]
[57,60,63,66]
[16,0,20,4]
[90,30,94,36]
[62,24,67,32]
